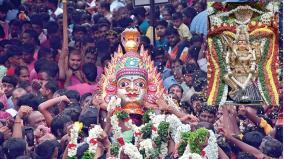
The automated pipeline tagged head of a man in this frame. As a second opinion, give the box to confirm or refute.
[190,94,204,114]
[68,49,82,71]
[14,66,30,83]
[166,28,180,47]
[28,111,47,128]
[168,84,183,102]
[40,80,58,98]
[12,88,27,107]
[198,105,217,124]
[1,75,18,98]
[156,20,168,38]
[3,138,26,159]
[259,136,283,158]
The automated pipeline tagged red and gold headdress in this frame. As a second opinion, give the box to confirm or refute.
[99,28,165,114]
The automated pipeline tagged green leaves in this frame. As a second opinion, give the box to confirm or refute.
[141,123,153,139]
[82,151,95,159]
[115,111,129,120]
[110,143,120,156]
[178,128,209,155]
[142,109,154,124]
[158,121,170,142]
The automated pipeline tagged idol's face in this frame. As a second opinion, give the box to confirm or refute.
[117,75,147,105]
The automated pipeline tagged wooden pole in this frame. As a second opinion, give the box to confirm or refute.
[150,0,156,47]
[62,0,68,50]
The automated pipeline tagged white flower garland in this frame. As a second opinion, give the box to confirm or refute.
[204,130,218,159]
[107,96,121,112]
[67,122,83,157]
[86,125,104,156]
[110,114,123,141]
[160,142,168,159]
[173,124,191,144]
[118,143,143,159]
[139,139,153,158]
[166,114,183,142]
[68,128,79,157]
[207,7,215,16]
[260,12,273,25]
[179,145,203,159]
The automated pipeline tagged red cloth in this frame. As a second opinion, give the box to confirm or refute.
[6,67,15,76]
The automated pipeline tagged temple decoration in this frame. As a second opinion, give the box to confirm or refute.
[207,2,280,106]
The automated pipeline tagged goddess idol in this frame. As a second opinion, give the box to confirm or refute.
[207,2,280,106]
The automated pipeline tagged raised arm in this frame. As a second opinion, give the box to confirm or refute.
[38,96,70,126]
[13,106,33,138]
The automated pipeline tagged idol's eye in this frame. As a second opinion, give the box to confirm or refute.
[119,81,129,88]
[120,82,126,87]
[138,82,145,88]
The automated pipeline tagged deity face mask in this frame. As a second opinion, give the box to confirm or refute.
[100,28,165,115]
[117,75,147,106]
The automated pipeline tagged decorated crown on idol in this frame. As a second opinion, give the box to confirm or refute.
[99,27,165,115]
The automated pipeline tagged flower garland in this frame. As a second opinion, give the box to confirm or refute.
[67,122,83,159]
[82,125,104,159]
[203,130,218,159]
[139,139,153,158]
[179,145,203,159]
[178,128,218,159]
[118,143,143,159]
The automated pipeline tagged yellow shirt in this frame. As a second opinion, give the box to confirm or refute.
[176,23,192,41]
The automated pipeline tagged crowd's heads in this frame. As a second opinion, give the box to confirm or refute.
[6,46,22,66]
[259,136,283,158]
[27,111,46,128]
[1,75,18,98]
[34,140,61,159]
[243,131,264,148]
[156,20,168,37]
[3,138,26,159]
[168,84,183,102]
[40,80,59,98]
[198,104,217,124]
[172,12,183,28]
[82,63,97,83]
[133,7,147,23]
[50,114,72,139]
[68,49,82,71]
[166,27,180,47]
[183,7,197,26]
[14,66,29,82]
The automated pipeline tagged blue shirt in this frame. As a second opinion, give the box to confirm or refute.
[139,20,149,35]
[156,37,169,52]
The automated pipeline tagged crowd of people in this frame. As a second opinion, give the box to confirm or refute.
[0,0,282,159]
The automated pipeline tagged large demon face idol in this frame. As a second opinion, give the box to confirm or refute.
[100,28,164,116]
